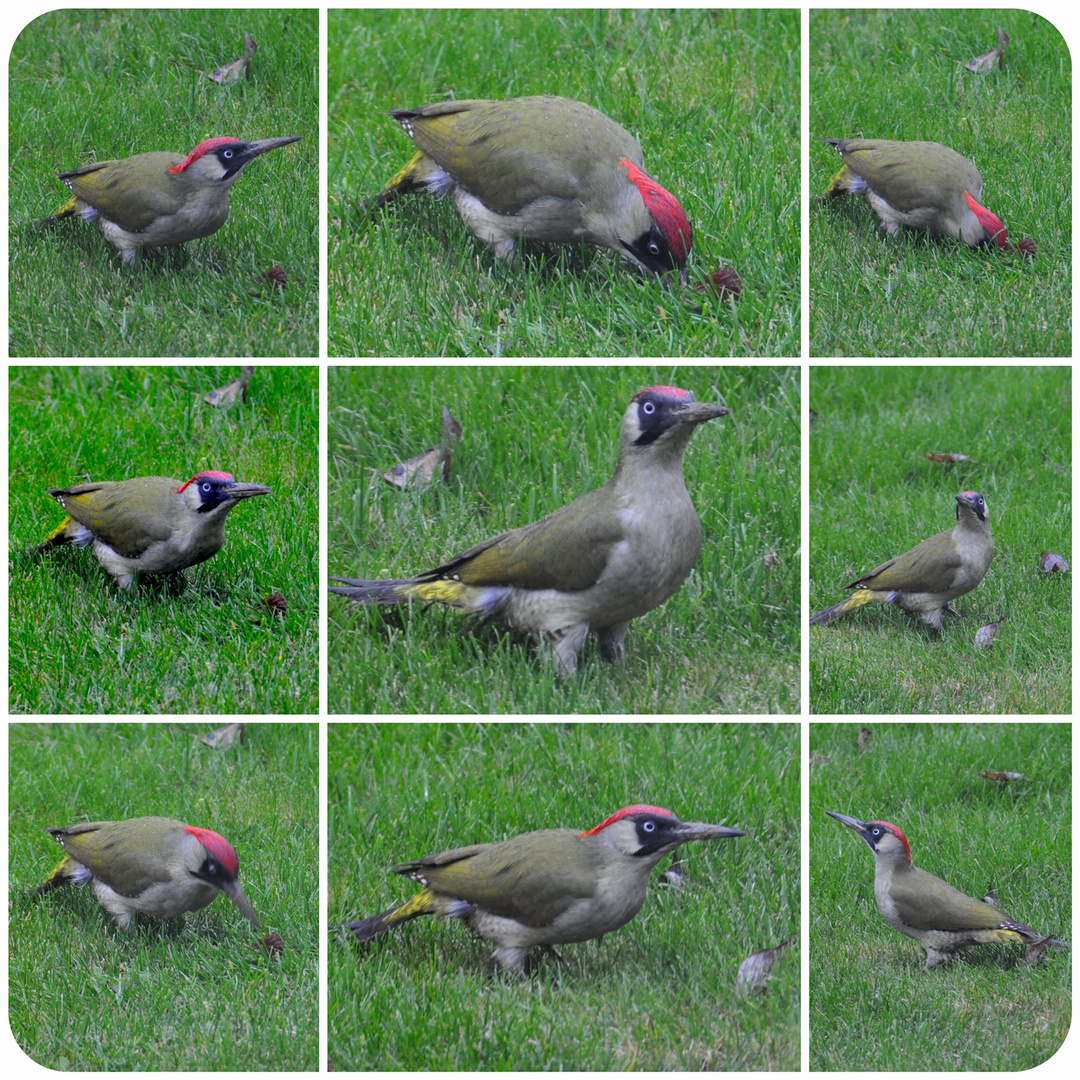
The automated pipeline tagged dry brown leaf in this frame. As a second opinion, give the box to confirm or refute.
[203,366,254,407]
[265,592,288,616]
[660,853,694,891]
[1040,551,1069,573]
[1024,935,1056,967]
[926,452,971,463]
[384,406,463,488]
[695,266,743,301]
[975,616,1008,648]
[736,936,796,996]
[208,31,258,83]
[261,932,286,957]
[201,722,245,749]
[963,26,1009,72]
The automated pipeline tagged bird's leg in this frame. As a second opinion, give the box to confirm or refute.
[597,622,629,663]
[551,623,589,678]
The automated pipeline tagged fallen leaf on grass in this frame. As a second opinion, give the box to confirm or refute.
[208,32,258,82]
[203,366,254,407]
[1040,551,1069,573]
[384,406,463,488]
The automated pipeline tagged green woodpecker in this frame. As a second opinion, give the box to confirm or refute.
[336,804,743,974]
[42,136,300,263]
[826,812,1066,968]
[37,816,257,929]
[39,471,271,590]
[371,96,694,282]
[817,138,1033,254]
[330,386,727,676]
[810,491,993,630]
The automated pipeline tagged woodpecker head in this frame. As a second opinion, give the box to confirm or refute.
[617,159,693,283]
[168,136,300,188]
[619,387,730,465]
[956,491,989,526]
[581,804,744,861]
[964,192,1009,249]
[827,811,912,866]
[173,471,272,515]
[180,825,258,926]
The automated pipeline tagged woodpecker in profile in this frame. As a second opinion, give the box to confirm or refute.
[816,138,1035,256]
[330,386,728,676]
[335,804,743,974]
[41,135,301,263]
[37,816,257,929]
[826,811,1067,968]
[810,491,994,630]
[39,471,271,590]
[370,96,694,282]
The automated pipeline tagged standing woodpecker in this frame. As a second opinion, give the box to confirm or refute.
[37,816,257,929]
[826,811,1066,968]
[817,138,1035,255]
[810,491,994,630]
[330,386,728,676]
[38,471,271,590]
[370,96,694,282]
[335,804,744,974]
[41,136,301,263]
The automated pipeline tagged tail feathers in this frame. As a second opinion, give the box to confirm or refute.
[38,515,89,553]
[993,922,1069,950]
[333,905,409,943]
[814,164,867,207]
[333,887,472,942]
[38,194,90,229]
[329,578,416,604]
[987,924,1039,945]
[809,588,884,625]
[36,855,91,896]
[364,151,448,215]
[329,577,478,610]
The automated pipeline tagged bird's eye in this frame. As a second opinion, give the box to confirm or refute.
[201,482,213,492]
[642,401,656,416]
[649,241,661,256]
[643,820,656,832]
[223,149,234,160]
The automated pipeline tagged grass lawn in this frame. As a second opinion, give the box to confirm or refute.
[329,722,800,1070]
[810,9,1070,357]
[8,365,319,715]
[328,8,799,357]
[8,722,319,1071]
[809,365,1071,714]
[9,8,318,357]
[810,722,1071,1071]
[328,365,800,714]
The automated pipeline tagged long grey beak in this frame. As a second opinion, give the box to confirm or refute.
[826,811,869,831]
[222,481,272,501]
[677,402,731,426]
[245,136,302,158]
[677,821,746,842]
[221,879,259,928]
